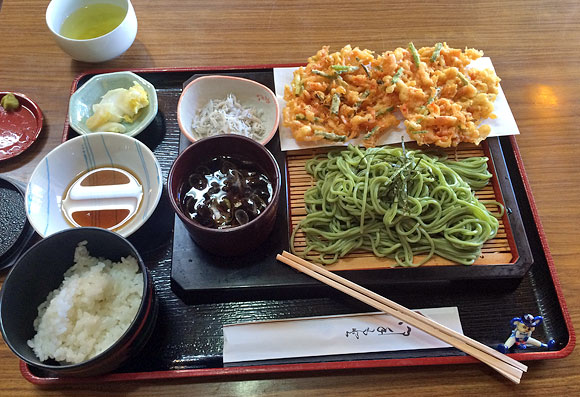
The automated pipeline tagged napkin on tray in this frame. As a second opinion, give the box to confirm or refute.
[223,307,463,364]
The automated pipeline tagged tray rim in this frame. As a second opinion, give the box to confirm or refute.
[31,65,574,386]
[18,343,572,386]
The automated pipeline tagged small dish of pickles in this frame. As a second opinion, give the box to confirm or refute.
[68,71,158,138]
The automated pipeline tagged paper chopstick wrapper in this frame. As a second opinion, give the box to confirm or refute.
[223,307,463,364]
[273,57,520,152]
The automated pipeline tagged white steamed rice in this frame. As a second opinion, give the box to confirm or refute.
[27,241,144,364]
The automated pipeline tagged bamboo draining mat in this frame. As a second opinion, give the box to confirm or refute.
[287,144,513,271]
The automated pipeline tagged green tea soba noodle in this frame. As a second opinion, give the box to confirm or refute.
[291,144,502,266]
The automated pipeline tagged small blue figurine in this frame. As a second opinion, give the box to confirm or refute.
[497,314,556,353]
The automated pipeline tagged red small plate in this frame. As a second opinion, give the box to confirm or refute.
[0,92,43,160]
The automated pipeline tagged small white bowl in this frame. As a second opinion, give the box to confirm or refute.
[25,132,162,238]
[177,75,280,145]
[69,71,158,138]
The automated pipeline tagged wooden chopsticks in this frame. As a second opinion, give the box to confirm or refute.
[276,251,527,384]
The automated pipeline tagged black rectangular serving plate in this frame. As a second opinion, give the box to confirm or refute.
[172,138,533,304]
[28,66,572,383]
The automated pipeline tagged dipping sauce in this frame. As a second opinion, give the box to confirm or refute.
[61,167,143,231]
[180,156,272,229]
[60,4,126,40]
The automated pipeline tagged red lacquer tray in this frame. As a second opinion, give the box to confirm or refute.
[19,66,575,385]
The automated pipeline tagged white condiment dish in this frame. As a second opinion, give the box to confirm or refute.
[177,75,280,145]
[68,71,158,138]
[25,132,162,238]
[46,0,138,63]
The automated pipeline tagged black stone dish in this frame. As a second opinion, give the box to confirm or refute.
[0,176,36,271]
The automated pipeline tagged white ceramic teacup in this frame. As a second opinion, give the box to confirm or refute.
[46,0,138,63]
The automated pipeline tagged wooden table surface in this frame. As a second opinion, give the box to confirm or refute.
[1,0,579,395]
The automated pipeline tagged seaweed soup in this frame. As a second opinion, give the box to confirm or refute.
[179,155,272,229]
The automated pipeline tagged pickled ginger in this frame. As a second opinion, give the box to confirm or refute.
[86,82,149,132]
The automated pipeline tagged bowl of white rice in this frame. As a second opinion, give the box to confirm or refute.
[0,227,157,377]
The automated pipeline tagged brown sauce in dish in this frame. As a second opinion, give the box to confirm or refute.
[70,208,132,230]
[179,156,272,229]
[79,168,131,186]
[62,167,143,231]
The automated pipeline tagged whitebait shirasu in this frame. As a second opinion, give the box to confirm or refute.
[192,94,266,140]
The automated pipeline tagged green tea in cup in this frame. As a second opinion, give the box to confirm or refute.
[59,3,126,40]
[46,0,137,62]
